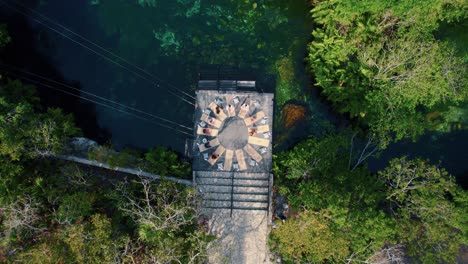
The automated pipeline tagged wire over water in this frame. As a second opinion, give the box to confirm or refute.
[1,0,196,106]
[0,62,193,131]
[0,68,195,138]
[7,0,196,100]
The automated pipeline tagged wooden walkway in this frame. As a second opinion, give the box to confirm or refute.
[192,90,273,214]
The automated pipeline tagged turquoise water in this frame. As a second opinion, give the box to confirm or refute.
[1,0,466,181]
[17,0,314,152]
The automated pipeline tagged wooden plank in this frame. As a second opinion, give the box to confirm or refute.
[197,126,219,137]
[244,111,265,126]
[209,102,227,121]
[247,125,269,136]
[208,145,225,165]
[224,149,233,171]
[226,104,236,117]
[248,136,269,147]
[238,103,249,118]
[200,113,222,128]
[198,138,220,152]
[243,144,262,163]
[235,149,247,171]
[256,124,269,133]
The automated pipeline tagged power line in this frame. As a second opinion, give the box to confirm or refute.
[8,71,195,137]
[1,69,195,138]
[0,0,196,106]
[8,0,196,101]
[0,62,193,131]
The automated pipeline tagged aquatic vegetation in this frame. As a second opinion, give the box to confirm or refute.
[275,81,302,107]
[274,56,304,107]
[281,103,308,129]
[178,0,201,18]
[153,26,181,55]
[95,0,309,69]
[273,101,314,150]
[85,0,320,150]
[0,24,11,48]
[137,0,158,7]
[427,103,468,132]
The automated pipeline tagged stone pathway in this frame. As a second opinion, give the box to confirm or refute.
[206,209,271,264]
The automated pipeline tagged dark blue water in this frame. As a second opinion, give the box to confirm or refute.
[1,0,313,152]
[368,130,468,187]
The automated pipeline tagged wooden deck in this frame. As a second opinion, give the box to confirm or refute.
[224,149,234,171]
[198,138,220,152]
[248,136,270,147]
[201,113,222,128]
[244,144,262,163]
[208,145,226,165]
[209,102,227,121]
[235,149,247,171]
[192,90,274,174]
[244,111,265,126]
[197,126,219,137]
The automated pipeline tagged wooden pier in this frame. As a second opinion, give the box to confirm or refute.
[192,84,274,213]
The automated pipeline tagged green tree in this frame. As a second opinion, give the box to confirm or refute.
[0,80,80,160]
[0,23,208,263]
[308,0,468,145]
[0,24,11,47]
[144,146,191,177]
[271,210,349,263]
[113,178,208,263]
[61,214,120,263]
[272,133,396,262]
[54,192,95,225]
[378,157,466,263]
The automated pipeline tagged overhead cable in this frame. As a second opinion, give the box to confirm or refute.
[1,68,195,137]
[1,0,196,106]
[0,62,193,131]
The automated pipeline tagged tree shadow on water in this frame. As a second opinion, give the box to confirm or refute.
[0,2,111,144]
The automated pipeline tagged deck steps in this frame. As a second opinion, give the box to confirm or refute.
[196,171,270,211]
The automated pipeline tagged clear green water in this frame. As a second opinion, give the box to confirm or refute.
[31,0,316,151]
[2,0,466,181]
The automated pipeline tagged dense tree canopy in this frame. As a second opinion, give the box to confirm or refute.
[379,157,468,263]
[0,26,208,263]
[271,134,396,262]
[308,0,468,145]
[0,24,10,48]
[0,84,207,262]
[271,210,349,263]
[1,0,467,261]
[271,134,467,263]
[0,79,79,160]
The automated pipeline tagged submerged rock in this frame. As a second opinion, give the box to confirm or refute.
[273,192,289,220]
[280,103,307,129]
[67,137,99,155]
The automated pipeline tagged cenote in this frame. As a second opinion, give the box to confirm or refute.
[1,0,466,184]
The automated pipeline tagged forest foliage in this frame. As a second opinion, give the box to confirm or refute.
[0,26,208,263]
[271,133,467,263]
[87,145,191,178]
[0,0,467,262]
[307,0,468,146]
[0,84,207,262]
[271,0,467,262]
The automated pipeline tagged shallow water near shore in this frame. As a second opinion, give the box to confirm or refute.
[0,0,466,180]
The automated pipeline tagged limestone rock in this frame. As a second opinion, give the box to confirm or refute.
[280,103,307,129]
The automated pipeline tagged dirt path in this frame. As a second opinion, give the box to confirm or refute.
[206,209,271,264]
